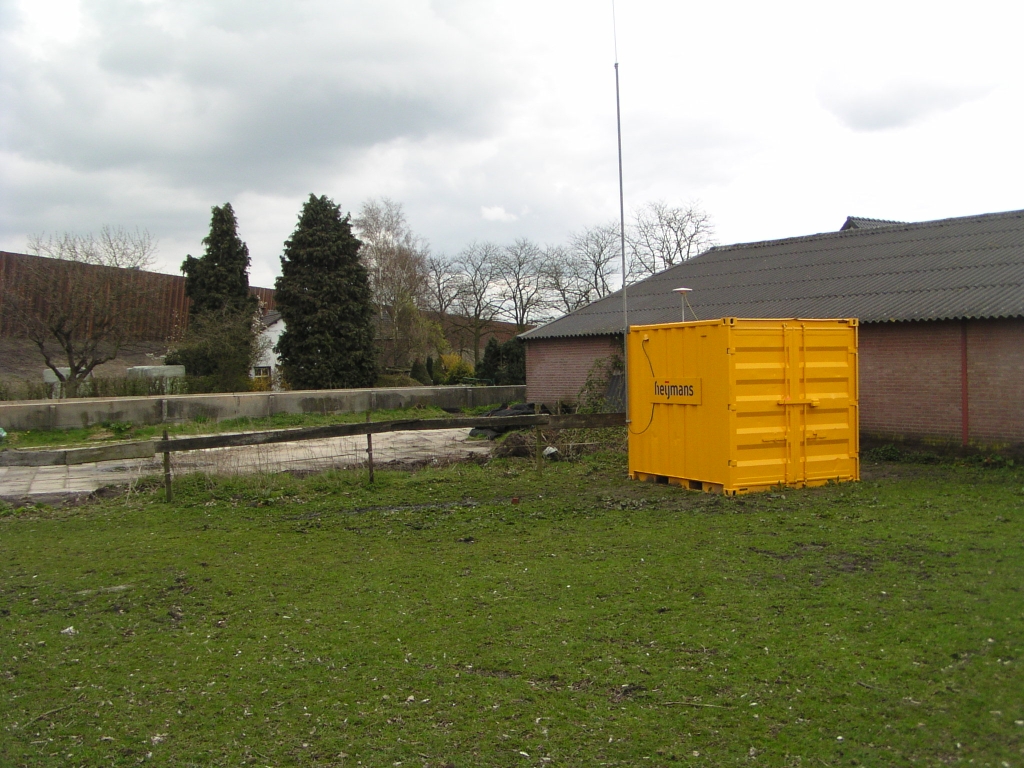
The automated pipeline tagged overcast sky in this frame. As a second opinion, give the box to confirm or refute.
[3,0,1022,288]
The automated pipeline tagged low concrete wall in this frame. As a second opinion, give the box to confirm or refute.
[0,385,526,432]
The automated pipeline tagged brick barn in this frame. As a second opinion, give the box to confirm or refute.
[521,209,1024,448]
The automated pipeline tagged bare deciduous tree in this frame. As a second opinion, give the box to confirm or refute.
[541,223,621,315]
[28,226,158,270]
[6,227,162,396]
[424,254,463,320]
[354,198,433,368]
[450,242,501,364]
[570,222,620,300]
[626,200,715,280]
[494,237,546,333]
[538,244,583,317]
[4,258,158,396]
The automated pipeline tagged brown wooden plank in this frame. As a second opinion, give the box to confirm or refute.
[548,412,626,429]
[0,441,156,467]
[0,449,69,467]
[152,413,627,453]
[154,414,549,452]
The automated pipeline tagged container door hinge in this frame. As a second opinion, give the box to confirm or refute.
[728,460,737,467]
[726,348,735,355]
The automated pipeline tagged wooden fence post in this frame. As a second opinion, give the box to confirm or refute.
[366,410,375,483]
[162,429,172,503]
[534,402,543,475]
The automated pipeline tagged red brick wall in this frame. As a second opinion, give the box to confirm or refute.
[859,319,1024,444]
[528,319,1024,444]
[526,335,623,405]
[963,318,1024,443]
[859,322,962,440]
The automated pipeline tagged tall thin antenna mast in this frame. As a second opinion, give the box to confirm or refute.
[613,0,630,424]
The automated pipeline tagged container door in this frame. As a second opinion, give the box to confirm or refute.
[779,323,858,486]
[800,323,859,483]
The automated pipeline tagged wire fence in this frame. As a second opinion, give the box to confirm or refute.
[0,413,627,501]
[164,426,491,478]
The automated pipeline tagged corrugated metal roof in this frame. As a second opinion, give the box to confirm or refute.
[522,208,1024,340]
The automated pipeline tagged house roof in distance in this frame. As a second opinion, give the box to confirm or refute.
[839,216,907,230]
[521,208,1024,340]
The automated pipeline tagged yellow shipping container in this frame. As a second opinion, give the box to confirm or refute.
[627,318,859,494]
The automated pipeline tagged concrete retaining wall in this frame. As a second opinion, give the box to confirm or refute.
[0,385,526,432]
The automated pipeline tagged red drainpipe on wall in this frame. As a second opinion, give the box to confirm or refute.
[961,320,969,447]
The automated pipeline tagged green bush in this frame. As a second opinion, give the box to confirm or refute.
[165,308,259,392]
[409,358,432,386]
[576,354,625,413]
[864,443,905,462]
[375,373,423,388]
[438,354,474,384]
[476,337,525,385]
[0,379,50,402]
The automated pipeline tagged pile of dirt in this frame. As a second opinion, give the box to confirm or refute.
[493,432,533,458]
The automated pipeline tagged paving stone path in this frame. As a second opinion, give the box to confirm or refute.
[0,428,491,504]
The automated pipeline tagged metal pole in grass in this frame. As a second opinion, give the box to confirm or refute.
[366,410,375,484]
[162,429,172,502]
[613,2,630,430]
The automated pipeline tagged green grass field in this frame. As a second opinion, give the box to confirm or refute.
[1,454,1022,767]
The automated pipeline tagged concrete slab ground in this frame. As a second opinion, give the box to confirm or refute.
[0,428,491,503]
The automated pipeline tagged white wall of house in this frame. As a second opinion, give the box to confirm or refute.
[252,318,285,388]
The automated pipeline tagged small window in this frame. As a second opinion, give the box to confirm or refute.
[253,366,272,379]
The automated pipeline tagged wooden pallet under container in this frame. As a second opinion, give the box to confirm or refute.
[630,470,850,496]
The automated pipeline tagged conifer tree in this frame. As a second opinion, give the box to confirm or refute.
[477,337,502,384]
[475,336,525,385]
[409,357,431,386]
[181,203,257,315]
[167,203,260,390]
[274,195,377,389]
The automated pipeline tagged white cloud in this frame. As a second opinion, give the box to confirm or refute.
[2,0,1024,277]
[480,206,517,223]
[819,82,989,132]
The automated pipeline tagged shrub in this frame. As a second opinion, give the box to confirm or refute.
[577,355,625,413]
[165,308,259,393]
[439,354,474,385]
[375,373,422,388]
[409,358,432,386]
[476,337,525,385]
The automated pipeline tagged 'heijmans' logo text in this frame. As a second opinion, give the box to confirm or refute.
[650,378,701,404]
[655,382,694,400]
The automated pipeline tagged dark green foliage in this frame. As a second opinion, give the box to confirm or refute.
[375,373,422,388]
[476,337,501,383]
[577,354,625,412]
[476,336,526,385]
[865,443,905,462]
[425,355,435,383]
[409,357,431,385]
[274,195,377,389]
[165,309,257,392]
[170,204,259,391]
[181,203,257,316]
